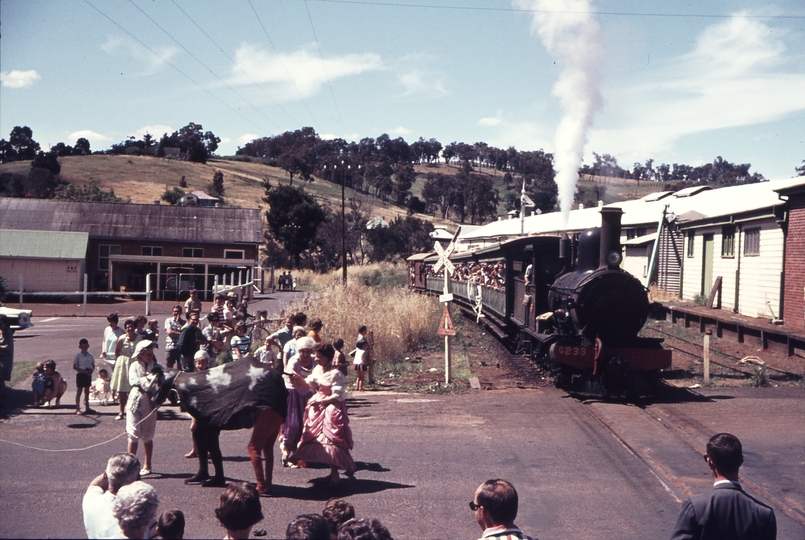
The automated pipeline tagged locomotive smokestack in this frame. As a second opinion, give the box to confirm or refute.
[599,207,623,269]
[559,232,571,273]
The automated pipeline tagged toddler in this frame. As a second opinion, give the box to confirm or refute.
[92,368,112,405]
[31,362,47,406]
[143,319,159,344]
[352,339,368,391]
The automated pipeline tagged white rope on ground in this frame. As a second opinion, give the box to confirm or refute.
[0,371,187,453]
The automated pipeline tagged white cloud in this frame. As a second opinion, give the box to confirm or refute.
[389,126,414,136]
[320,132,362,142]
[236,133,259,145]
[136,125,173,138]
[230,43,382,101]
[68,130,110,143]
[0,70,41,88]
[397,69,447,97]
[589,13,805,163]
[478,114,507,127]
[101,35,179,75]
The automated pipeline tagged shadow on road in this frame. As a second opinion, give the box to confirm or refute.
[573,383,719,407]
[272,477,414,501]
[345,397,377,409]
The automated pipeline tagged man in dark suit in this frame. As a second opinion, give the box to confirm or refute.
[670,433,776,540]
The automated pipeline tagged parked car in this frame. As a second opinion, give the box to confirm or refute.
[0,302,33,331]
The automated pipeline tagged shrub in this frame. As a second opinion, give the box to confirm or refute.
[162,187,185,205]
[280,269,439,366]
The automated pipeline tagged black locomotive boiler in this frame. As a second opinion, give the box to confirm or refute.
[530,208,671,397]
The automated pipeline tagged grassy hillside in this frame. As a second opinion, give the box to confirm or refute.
[0,155,658,224]
[0,155,443,225]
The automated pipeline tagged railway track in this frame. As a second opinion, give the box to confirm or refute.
[643,325,803,380]
[579,397,805,528]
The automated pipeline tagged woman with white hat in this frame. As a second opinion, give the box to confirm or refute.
[127,340,163,476]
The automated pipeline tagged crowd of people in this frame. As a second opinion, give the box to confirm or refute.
[83,450,394,539]
[277,271,297,291]
[44,297,391,538]
[429,261,506,291]
[14,293,778,540]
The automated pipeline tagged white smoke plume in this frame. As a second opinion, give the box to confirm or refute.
[514,0,604,223]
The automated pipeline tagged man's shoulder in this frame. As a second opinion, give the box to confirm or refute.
[83,485,114,505]
[480,527,537,540]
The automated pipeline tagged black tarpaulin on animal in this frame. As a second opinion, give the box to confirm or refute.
[171,358,288,431]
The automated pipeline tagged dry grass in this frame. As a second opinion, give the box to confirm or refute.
[648,285,681,303]
[279,264,440,366]
[0,155,442,225]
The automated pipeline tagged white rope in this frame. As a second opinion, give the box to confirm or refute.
[0,371,187,453]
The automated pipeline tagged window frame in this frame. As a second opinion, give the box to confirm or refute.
[721,226,735,258]
[98,244,121,270]
[182,247,204,258]
[224,249,245,260]
[744,228,760,256]
[141,246,163,257]
[686,231,695,258]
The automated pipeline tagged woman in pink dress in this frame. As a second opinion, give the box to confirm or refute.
[288,342,355,487]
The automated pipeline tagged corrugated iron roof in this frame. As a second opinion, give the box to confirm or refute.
[0,199,263,244]
[462,177,805,241]
[0,229,89,259]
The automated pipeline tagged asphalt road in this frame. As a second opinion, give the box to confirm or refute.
[1,302,803,539]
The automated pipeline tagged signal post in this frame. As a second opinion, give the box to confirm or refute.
[433,228,460,385]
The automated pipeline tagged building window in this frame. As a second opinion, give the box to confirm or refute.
[224,249,245,260]
[626,227,647,240]
[687,231,694,258]
[183,247,203,258]
[99,245,121,270]
[141,246,163,256]
[721,226,735,257]
[744,228,760,256]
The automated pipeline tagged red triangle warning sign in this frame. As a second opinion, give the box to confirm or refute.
[437,304,456,336]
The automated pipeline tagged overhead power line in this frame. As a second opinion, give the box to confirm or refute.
[127,0,280,131]
[84,0,267,133]
[304,0,345,129]
[169,0,301,128]
[306,0,805,20]
[247,0,321,129]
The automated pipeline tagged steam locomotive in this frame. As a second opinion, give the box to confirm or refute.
[408,207,671,398]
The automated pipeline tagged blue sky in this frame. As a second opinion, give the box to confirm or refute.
[2,0,804,183]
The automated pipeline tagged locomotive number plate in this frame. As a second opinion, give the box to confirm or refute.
[552,345,596,369]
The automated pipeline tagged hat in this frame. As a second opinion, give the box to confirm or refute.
[296,337,316,351]
[194,350,211,362]
[132,340,157,360]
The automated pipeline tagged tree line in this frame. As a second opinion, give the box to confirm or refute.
[581,152,767,185]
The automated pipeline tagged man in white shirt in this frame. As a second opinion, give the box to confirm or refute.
[163,305,185,369]
[82,452,141,539]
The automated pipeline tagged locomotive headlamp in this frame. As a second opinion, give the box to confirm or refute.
[606,250,622,268]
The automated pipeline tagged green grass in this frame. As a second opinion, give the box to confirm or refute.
[10,360,36,388]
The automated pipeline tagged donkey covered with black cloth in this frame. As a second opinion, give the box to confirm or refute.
[156,357,288,488]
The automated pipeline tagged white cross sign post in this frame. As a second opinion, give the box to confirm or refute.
[433,227,460,384]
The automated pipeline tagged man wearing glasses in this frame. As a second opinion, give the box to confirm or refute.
[670,433,776,540]
[164,305,185,369]
[471,479,537,540]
